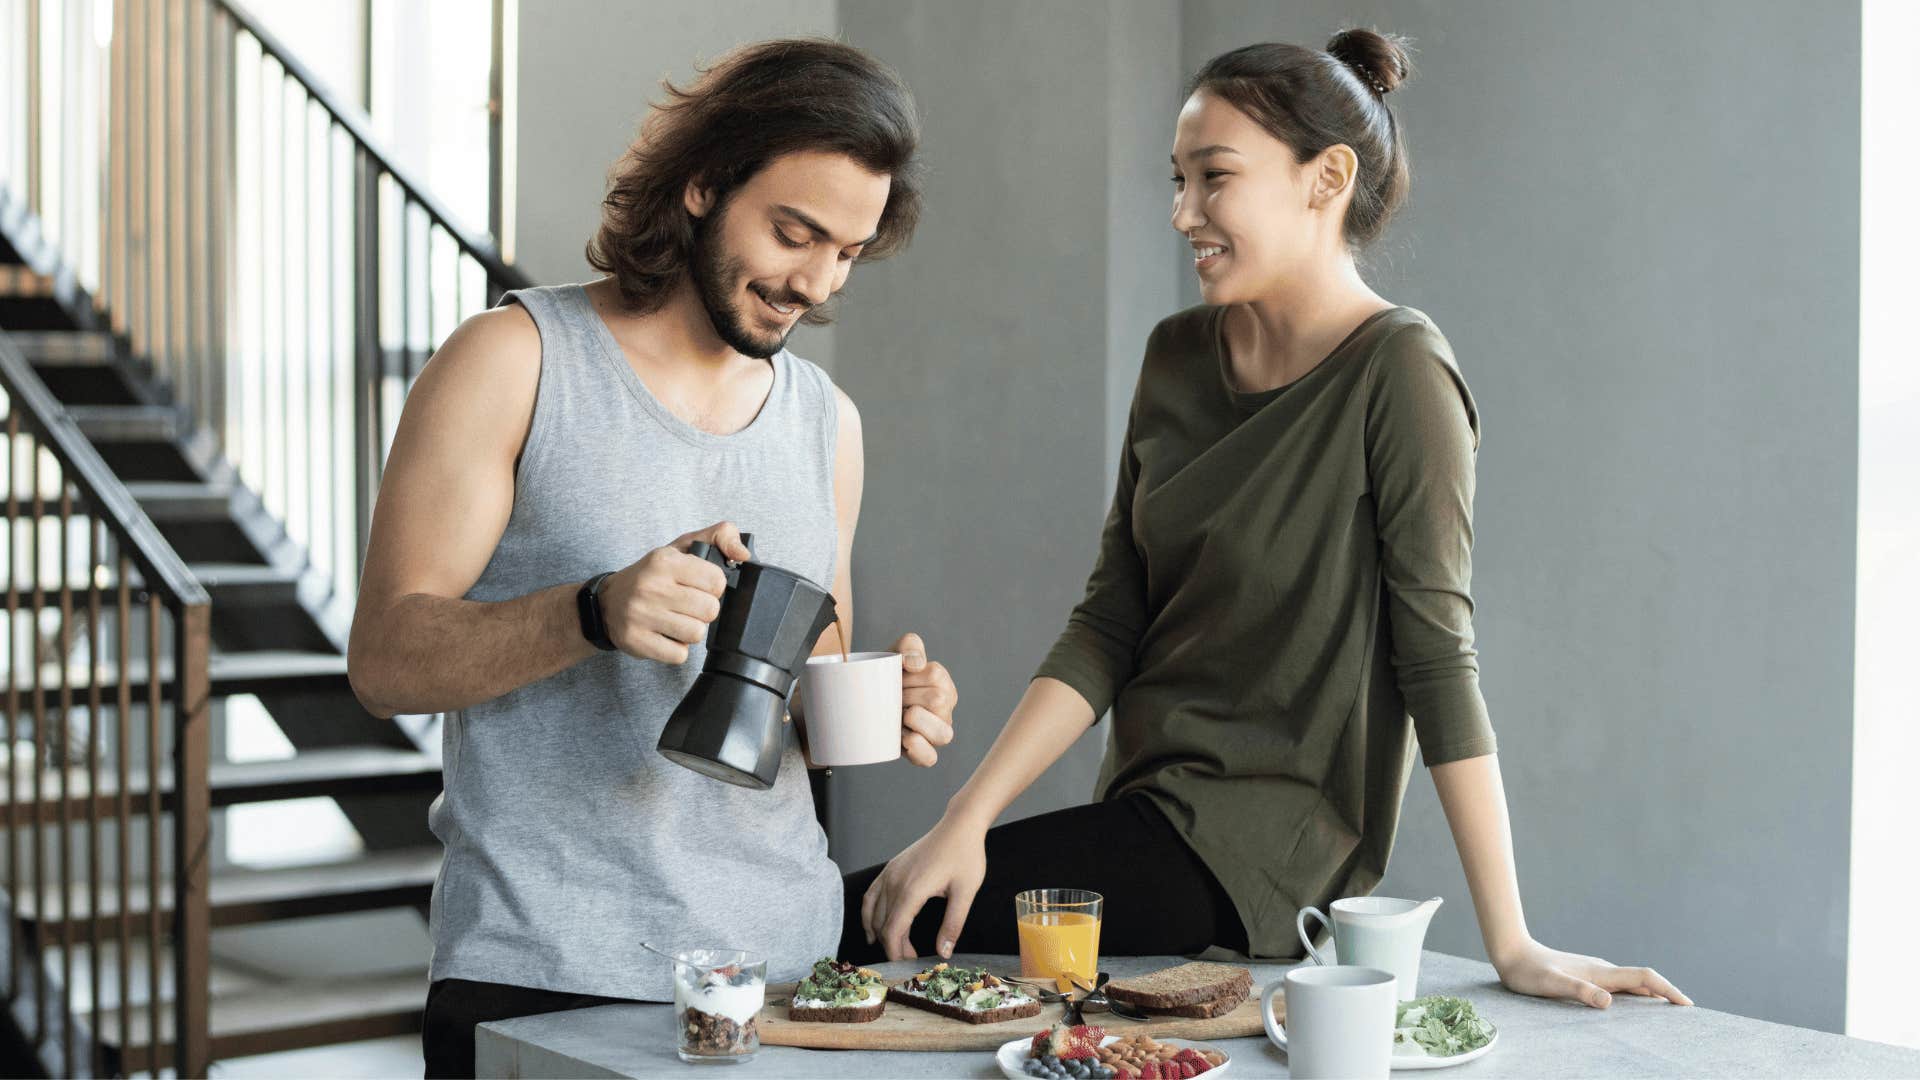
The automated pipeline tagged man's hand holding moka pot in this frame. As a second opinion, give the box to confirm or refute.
[592,521,755,664]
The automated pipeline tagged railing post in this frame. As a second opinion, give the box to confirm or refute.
[23,0,40,215]
[352,149,380,588]
[171,600,211,1078]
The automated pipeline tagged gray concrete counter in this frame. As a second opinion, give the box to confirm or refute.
[476,951,1920,1077]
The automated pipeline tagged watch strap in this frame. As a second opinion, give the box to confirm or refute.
[578,571,617,651]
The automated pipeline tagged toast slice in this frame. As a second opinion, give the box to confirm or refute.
[1129,979,1250,1018]
[1105,962,1253,1010]
[888,963,1041,1025]
[886,984,1044,1024]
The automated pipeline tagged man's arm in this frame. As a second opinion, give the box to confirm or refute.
[347,306,585,718]
[346,305,744,719]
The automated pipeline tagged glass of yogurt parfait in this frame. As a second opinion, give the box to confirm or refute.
[670,948,767,1064]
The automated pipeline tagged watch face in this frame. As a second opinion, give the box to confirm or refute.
[579,574,615,649]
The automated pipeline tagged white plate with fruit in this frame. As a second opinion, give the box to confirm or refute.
[998,1024,1231,1080]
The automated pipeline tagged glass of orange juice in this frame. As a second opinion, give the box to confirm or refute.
[1015,888,1103,991]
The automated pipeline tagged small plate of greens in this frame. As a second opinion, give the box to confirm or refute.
[1390,995,1497,1070]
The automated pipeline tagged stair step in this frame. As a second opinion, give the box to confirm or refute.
[0,259,84,331]
[188,562,303,606]
[114,969,425,1072]
[0,560,320,614]
[65,403,184,442]
[0,746,442,827]
[8,648,349,700]
[207,746,440,803]
[123,479,236,521]
[13,846,441,937]
[8,329,119,365]
[212,648,353,694]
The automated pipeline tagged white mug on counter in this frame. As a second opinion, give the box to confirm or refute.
[1262,965,1397,1079]
[1297,894,1441,1001]
[796,652,902,766]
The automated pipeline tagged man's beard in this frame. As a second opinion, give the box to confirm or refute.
[690,203,808,360]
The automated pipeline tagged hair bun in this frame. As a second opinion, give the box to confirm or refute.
[1326,27,1413,96]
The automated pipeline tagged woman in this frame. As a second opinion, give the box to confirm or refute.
[841,30,1690,1010]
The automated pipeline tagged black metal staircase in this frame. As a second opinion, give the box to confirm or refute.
[0,0,531,1073]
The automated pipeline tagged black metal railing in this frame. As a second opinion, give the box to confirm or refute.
[0,331,211,1078]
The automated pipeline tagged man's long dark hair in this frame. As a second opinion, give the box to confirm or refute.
[586,38,923,325]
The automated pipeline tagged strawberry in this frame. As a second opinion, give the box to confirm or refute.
[1173,1048,1211,1075]
[1042,1022,1106,1060]
[1030,1030,1052,1058]
[1064,1024,1106,1060]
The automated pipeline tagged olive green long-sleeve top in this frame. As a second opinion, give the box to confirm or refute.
[1035,304,1498,960]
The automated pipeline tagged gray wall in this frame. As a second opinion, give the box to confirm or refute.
[828,0,1183,868]
[1183,0,1859,1032]
[512,0,1860,1033]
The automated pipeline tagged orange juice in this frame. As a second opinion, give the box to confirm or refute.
[1017,911,1102,986]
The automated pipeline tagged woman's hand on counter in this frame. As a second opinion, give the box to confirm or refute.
[1492,937,1693,1008]
[860,814,987,962]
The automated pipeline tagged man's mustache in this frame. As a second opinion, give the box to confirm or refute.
[751,283,813,310]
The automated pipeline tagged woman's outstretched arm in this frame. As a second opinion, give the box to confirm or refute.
[1432,754,1693,1008]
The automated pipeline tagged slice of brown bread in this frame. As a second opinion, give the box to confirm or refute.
[1105,962,1253,1010]
[886,986,1044,1025]
[787,998,886,1023]
[1134,979,1250,1018]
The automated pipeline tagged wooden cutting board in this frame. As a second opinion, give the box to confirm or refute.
[758,981,1282,1052]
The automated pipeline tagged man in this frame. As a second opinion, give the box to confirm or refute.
[345,39,959,1078]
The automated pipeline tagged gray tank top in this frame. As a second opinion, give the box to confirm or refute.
[426,282,843,999]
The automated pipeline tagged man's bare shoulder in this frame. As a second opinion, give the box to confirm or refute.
[424,303,540,383]
[386,303,542,465]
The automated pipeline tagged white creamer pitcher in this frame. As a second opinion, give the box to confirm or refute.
[1296,896,1442,1001]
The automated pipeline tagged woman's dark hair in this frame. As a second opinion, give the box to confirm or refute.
[587,38,923,321]
[1188,29,1414,249]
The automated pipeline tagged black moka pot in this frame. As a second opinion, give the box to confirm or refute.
[656,534,839,789]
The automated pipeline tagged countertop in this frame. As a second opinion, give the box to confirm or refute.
[475,950,1920,1077]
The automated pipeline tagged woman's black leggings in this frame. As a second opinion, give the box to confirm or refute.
[839,792,1247,965]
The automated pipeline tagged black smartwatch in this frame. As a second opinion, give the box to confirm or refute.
[577,571,617,651]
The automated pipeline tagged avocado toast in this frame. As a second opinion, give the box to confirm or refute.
[788,958,890,1023]
[887,962,1042,1024]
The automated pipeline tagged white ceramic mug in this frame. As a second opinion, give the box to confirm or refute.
[1297,895,1442,1001]
[797,652,902,766]
[1262,965,1396,1079]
